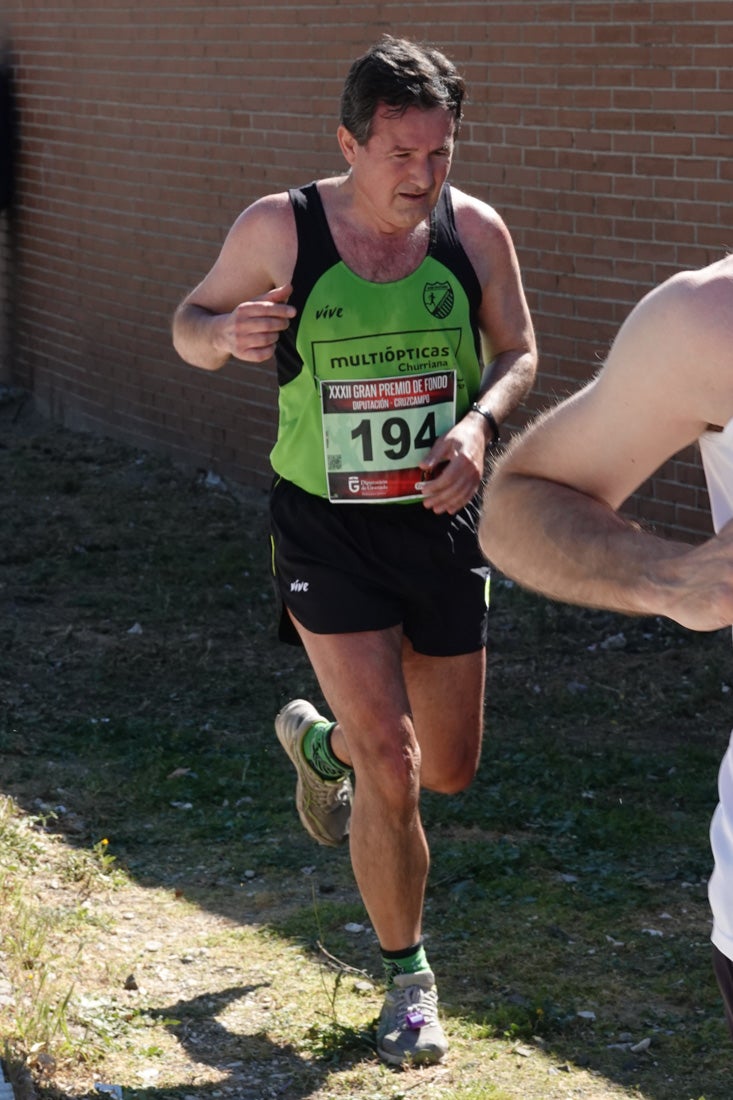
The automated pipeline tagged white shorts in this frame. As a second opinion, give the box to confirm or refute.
[710,729,733,961]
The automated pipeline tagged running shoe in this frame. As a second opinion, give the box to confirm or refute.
[274,699,352,847]
[376,969,449,1066]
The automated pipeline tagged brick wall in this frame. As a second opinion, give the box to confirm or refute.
[2,2,731,536]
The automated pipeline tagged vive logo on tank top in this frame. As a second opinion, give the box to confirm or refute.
[423,281,454,319]
[315,304,344,320]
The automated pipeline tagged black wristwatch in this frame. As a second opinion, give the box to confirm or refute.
[470,403,501,446]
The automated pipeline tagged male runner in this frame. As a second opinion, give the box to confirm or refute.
[173,35,536,1065]
[480,255,733,1037]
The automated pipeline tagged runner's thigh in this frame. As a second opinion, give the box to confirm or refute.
[402,639,485,792]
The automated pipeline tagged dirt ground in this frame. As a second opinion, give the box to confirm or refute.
[3,390,733,1100]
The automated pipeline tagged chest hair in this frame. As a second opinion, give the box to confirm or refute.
[331,220,430,283]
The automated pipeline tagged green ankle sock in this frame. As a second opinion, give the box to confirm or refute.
[302,720,350,781]
[381,942,430,986]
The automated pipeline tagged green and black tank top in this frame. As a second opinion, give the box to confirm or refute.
[270,181,487,501]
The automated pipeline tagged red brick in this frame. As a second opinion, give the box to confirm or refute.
[4,0,731,536]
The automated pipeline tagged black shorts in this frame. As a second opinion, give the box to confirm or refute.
[269,477,490,657]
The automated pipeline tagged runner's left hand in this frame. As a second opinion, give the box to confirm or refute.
[417,418,486,514]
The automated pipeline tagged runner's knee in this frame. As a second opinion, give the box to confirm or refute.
[350,726,422,811]
[421,754,478,794]
[419,730,482,793]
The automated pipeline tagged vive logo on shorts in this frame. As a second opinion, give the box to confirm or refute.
[290,579,309,593]
[423,280,454,319]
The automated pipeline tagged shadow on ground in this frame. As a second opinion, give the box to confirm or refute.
[3,397,733,1099]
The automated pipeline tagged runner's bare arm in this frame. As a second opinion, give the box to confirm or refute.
[172,194,297,371]
[480,260,733,631]
[418,191,537,514]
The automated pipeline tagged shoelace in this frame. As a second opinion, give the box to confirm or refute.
[394,984,438,1030]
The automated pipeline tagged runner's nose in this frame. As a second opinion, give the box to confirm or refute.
[408,156,434,191]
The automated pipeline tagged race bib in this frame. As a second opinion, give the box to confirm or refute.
[321,371,456,502]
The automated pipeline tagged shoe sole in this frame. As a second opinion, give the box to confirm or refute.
[376,1045,446,1067]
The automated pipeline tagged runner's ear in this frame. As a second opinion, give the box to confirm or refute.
[337,125,359,165]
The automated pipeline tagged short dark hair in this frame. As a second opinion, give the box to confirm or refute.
[340,35,466,145]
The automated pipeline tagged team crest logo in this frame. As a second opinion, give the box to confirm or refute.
[423,281,454,319]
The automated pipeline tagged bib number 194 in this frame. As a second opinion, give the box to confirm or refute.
[351,411,438,463]
[321,371,456,502]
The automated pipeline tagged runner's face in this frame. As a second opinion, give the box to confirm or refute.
[340,104,456,230]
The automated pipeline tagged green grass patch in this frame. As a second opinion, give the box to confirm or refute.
[2,413,733,1098]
